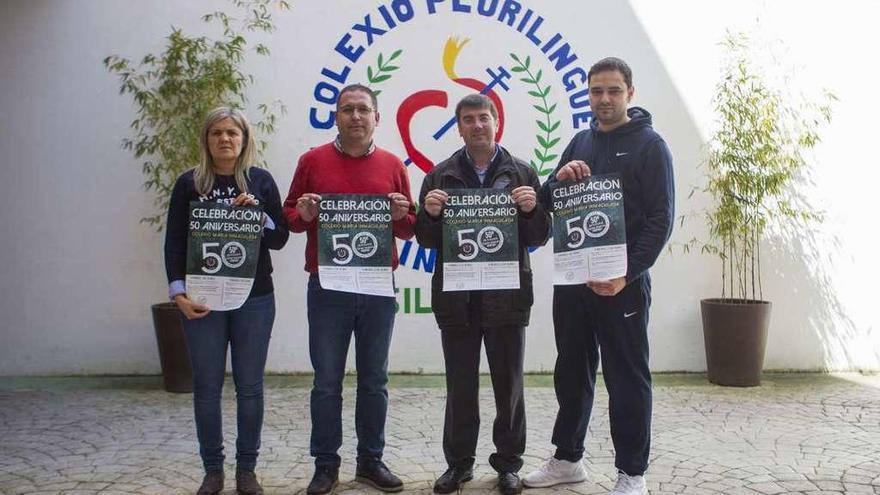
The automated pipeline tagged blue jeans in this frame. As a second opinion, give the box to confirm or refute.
[307,274,396,467]
[181,292,275,473]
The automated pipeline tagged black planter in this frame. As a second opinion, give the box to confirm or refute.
[151,302,193,393]
[701,298,771,387]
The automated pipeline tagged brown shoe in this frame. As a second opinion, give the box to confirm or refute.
[356,459,404,492]
[236,469,264,495]
[307,466,339,495]
[197,470,224,495]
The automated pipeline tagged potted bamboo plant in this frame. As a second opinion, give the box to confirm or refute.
[104,0,287,392]
[696,32,833,386]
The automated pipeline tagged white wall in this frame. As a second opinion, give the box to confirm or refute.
[0,0,877,375]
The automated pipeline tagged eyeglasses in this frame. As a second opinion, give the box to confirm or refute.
[338,105,375,116]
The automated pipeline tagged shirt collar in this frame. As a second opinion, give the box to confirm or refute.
[334,135,376,157]
[464,144,500,170]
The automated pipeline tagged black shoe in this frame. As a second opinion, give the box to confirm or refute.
[497,472,523,495]
[433,466,473,494]
[197,470,224,495]
[307,466,339,495]
[236,469,263,495]
[356,459,404,492]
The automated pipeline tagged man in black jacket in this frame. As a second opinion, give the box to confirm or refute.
[523,58,674,495]
[415,94,550,495]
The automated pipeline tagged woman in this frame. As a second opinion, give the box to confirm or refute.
[164,107,289,495]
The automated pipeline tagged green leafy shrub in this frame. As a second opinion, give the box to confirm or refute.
[104,0,289,228]
[698,32,834,300]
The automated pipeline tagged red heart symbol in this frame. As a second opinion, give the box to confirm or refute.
[396,80,506,175]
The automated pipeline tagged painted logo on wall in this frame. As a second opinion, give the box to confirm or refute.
[306,0,593,277]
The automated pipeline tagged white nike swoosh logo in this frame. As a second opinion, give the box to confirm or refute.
[616,152,628,157]
[624,311,638,318]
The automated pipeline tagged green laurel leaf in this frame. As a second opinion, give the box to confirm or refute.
[365,49,403,92]
[510,50,561,176]
[535,148,546,161]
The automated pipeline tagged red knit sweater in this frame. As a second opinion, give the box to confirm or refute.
[283,142,417,273]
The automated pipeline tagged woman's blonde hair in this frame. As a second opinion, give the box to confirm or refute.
[194,107,257,196]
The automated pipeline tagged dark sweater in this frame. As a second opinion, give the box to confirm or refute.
[164,167,289,298]
[539,107,675,284]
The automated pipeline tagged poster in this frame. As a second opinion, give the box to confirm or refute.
[442,189,519,291]
[317,194,394,296]
[186,202,263,310]
[550,173,627,285]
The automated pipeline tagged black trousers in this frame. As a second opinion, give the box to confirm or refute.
[550,276,652,476]
[440,317,526,473]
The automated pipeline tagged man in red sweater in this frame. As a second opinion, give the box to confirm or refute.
[283,84,416,494]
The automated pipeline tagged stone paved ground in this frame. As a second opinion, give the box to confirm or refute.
[1,374,879,495]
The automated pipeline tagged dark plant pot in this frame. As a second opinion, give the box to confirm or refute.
[701,298,771,387]
[151,302,193,393]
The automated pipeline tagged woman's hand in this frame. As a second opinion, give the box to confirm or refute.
[233,192,259,206]
[173,294,210,320]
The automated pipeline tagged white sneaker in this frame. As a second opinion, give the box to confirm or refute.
[609,471,647,495]
[522,457,587,488]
